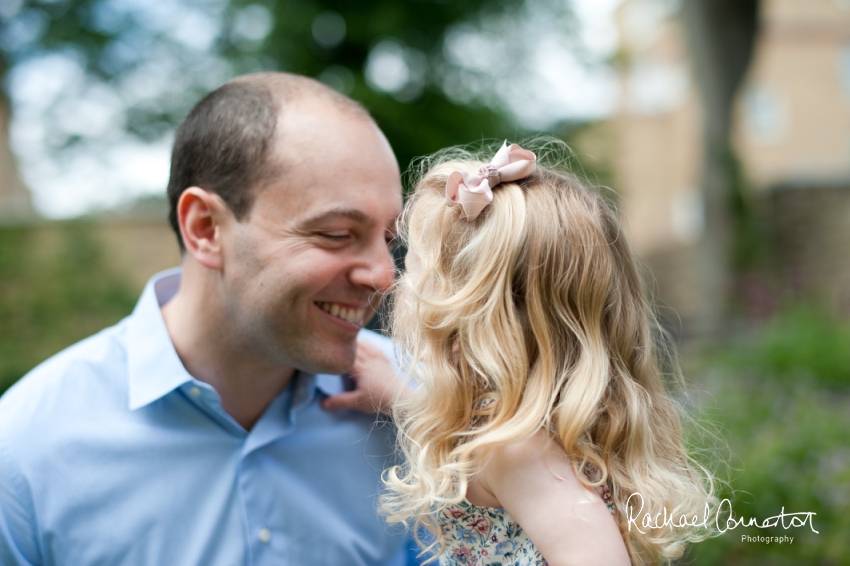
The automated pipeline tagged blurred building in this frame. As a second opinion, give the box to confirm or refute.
[598,0,850,326]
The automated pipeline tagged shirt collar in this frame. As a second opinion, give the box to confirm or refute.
[127,268,194,411]
[314,373,347,397]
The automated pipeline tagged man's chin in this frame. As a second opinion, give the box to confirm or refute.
[296,342,357,376]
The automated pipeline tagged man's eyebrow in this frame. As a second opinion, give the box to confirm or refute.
[299,208,400,233]
[301,208,374,226]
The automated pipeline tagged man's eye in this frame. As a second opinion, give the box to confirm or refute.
[320,232,350,242]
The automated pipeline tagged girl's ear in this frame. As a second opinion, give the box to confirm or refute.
[176,187,230,271]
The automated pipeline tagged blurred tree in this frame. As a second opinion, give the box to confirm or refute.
[680,0,760,338]
[220,0,552,175]
[0,0,573,188]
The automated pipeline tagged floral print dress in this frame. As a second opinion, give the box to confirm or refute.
[438,484,615,566]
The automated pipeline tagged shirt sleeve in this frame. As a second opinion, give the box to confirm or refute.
[0,436,41,565]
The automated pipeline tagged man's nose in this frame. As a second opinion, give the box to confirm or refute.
[350,238,395,293]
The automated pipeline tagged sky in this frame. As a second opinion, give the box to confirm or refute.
[7,0,624,219]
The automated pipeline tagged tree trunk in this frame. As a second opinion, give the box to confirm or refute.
[680,0,759,339]
[0,52,35,224]
[0,106,35,224]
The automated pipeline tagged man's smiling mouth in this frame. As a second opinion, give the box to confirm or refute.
[316,301,367,326]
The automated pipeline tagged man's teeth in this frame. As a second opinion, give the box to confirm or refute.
[317,302,366,325]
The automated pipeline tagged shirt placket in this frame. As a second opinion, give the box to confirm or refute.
[237,374,317,565]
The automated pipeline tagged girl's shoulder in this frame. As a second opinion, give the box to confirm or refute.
[474,430,629,565]
[477,430,615,515]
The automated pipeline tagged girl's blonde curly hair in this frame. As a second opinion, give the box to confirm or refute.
[381,139,718,565]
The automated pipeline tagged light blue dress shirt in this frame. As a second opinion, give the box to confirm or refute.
[0,269,412,565]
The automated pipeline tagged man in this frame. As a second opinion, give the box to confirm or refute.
[0,73,413,565]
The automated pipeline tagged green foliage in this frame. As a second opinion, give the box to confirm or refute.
[225,0,530,172]
[0,222,137,395]
[684,307,850,565]
[720,306,850,391]
[0,0,573,177]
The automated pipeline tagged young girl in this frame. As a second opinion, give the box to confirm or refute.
[375,140,716,566]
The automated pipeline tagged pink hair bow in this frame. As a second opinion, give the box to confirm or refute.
[445,141,537,220]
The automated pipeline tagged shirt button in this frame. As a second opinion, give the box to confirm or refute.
[189,387,202,397]
[258,528,271,544]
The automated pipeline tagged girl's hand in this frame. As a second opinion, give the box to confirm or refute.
[321,338,409,415]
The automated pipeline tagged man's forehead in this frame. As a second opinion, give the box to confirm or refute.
[253,95,402,225]
[270,114,395,173]
[275,98,375,145]
[258,163,400,204]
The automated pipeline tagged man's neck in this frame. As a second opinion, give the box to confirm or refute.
[160,269,295,431]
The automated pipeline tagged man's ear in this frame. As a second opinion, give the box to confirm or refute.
[176,187,230,270]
